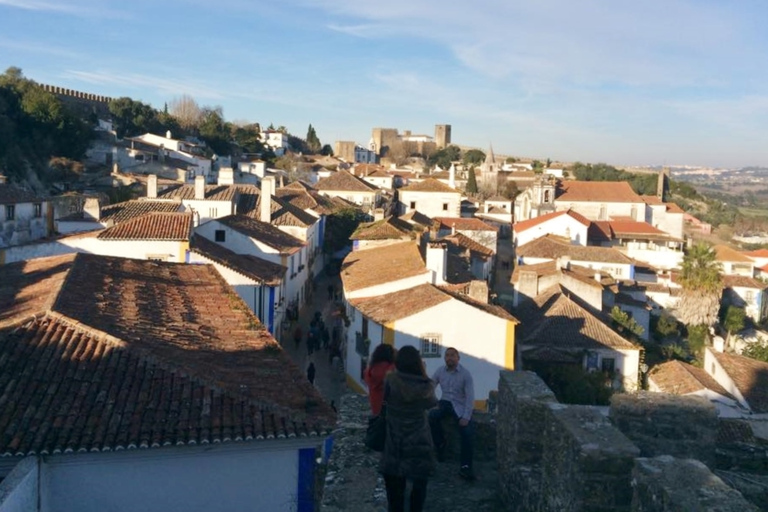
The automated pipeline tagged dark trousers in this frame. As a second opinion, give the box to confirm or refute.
[429,400,473,469]
[383,475,427,512]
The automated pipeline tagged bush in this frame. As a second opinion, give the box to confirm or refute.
[653,312,680,341]
[685,324,709,363]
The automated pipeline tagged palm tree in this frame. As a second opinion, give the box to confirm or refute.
[675,242,722,328]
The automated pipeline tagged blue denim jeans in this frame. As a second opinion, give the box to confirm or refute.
[428,400,473,469]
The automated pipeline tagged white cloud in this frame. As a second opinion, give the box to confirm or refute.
[62,70,225,100]
[0,0,129,18]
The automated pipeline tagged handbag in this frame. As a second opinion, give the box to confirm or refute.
[364,382,389,452]
[364,404,387,452]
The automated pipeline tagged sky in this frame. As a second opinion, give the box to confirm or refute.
[1,0,768,168]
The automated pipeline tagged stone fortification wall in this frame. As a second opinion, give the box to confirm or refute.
[39,83,112,119]
[497,370,762,511]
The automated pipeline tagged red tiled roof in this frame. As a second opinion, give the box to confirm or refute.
[99,200,184,225]
[515,286,639,350]
[649,360,735,399]
[665,202,685,214]
[157,184,239,201]
[711,350,768,413]
[557,181,642,203]
[349,284,451,323]
[191,234,286,286]
[234,185,318,227]
[513,209,590,234]
[439,285,519,322]
[641,195,664,205]
[98,212,192,241]
[351,216,417,241]
[440,232,494,258]
[722,275,768,290]
[588,221,613,243]
[745,249,768,258]
[400,178,460,193]
[434,217,497,232]
[217,215,305,254]
[516,235,633,264]
[315,171,378,192]
[341,241,428,293]
[714,245,753,263]
[0,254,335,456]
[607,220,674,240]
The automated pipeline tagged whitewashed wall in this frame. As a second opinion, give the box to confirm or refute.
[398,190,460,218]
[345,272,431,300]
[39,441,318,512]
[554,201,645,221]
[514,216,589,247]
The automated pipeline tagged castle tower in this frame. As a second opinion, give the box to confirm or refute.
[435,124,451,148]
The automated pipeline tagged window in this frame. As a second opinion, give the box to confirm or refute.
[630,205,638,221]
[410,201,416,210]
[544,190,551,203]
[601,357,615,373]
[34,203,42,218]
[442,203,449,211]
[215,230,226,242]
[209,208,218,218]
[147,254,168,262]
[5,205,14,221]
[745,290,755,302]
[420,333,442,357]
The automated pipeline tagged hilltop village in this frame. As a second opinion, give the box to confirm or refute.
[0,82,767,511]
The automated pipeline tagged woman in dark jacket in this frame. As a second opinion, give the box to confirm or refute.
[380,345,437,512]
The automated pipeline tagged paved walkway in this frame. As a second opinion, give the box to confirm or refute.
[280,268,345,409]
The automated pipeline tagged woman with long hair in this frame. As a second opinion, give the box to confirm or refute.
[380,345,437,512]
[364,343,396,416]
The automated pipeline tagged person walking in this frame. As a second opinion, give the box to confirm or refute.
[363,344,396,416]
[429,347,476,481]
[380,345,437,512]
[293,326,302,350]
[307,362,316,386]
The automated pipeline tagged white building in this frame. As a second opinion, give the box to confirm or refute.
[314,171,380,208]
[398,178,461,218]
[588,219,685,270]
[513,209,591,248]
[703,347,768,418]
[345,283,518,408]
[0,253,334,512]
[259,130,289,156]
[715,245,755,277]
[0,177,52,250]
[156,175,237,224]
[721,275,768,323]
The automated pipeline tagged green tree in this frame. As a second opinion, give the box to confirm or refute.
[427,145,461,169]
[306,124,321,154]
[742,341,768,363]
[320,144,333,156]
[109,97,161,138]
[653,312,680,341]
[610,306,644,340]
[462,149,486,166]
[676,242,723,328]
[466,167,478,194]
[722,305,746,336]
[198,106,231,155]
[505,157,517,164]
[231,123,264,154]
[324,207,366,254]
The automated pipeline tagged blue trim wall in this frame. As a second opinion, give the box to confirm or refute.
[297,447,315,512]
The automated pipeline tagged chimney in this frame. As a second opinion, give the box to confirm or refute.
[260,176,275,223]
[147,174,158,199]
[449,163,456,189]
[468,280,489,303]
[194,175,206,200]
[425,242,447,285]
[254,161,266,178]
[713,336,725,353]
[555,256,571,271]
[218,167,234,186]
[166,130,172,139]
[594,272,602,282]
[373,208,385,221]
[83,197,101,221]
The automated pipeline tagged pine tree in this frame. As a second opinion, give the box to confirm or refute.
[466,167,478,194]
[306,124,321,153]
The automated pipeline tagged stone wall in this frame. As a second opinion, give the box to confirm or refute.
[496,370,763,512]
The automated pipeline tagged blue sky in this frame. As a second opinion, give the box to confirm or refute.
[2,0,768,168]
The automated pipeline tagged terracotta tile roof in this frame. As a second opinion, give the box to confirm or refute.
[348,284,451,323]
[314,171,378,192]
[341,241,428,293]
[217,215,305,254]
[562,265,617,290]
[440,232,494,258]
[400,178,460,193]
[513,209,590,234]
[511,260,559,283]
[0,254,334,456]
[556,181,642,203]
[711,350,768,413]
[157,184,239,202]
[352,163,387,177]
[190,234,286,286]
[99,200,184,225]
[351,216,418,241]
[516,235,633,264]
[608,220,667,236]
[0,183,44,205]
[649,360,735,399]
[367,170,391,178]
[399,210,434,228]
[722,275,768,290]
[515,286,639,350]
[97,212,192,241]
[746,249,768,258]
[665,202,685,214]
[715,245,753,263]
[588,221,613,243]
[438,286,519,322]
[434,217,497,232]
[234,185,318,227]
[0,254,75,329]
[641,195,664,205]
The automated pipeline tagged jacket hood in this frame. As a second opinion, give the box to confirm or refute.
[387,371,435,403]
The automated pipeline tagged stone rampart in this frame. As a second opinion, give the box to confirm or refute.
[497,370,763,512]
